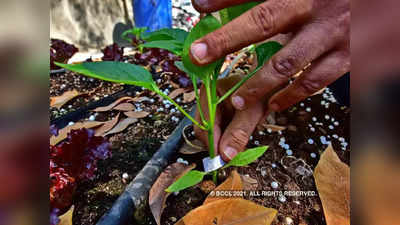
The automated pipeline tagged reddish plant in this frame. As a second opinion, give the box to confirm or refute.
[50,39,79,70]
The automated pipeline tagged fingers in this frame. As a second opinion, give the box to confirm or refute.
[190,0,312,65]
[192,0,256,13]
[231,22,339,110]
[268,50,350,112]
[218,102,265,162]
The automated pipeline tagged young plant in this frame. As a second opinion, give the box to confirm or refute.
[56,12,282,192]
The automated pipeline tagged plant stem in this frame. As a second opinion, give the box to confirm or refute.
[212,171,217,183]
[157,90,207,130]
[191,76,207,126]
[205,78,216,158]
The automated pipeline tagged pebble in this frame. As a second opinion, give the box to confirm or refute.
[68,121,74,126]
[122,173,129,179]
[310,127,315,132]
[177,158,189,165]
[170,217,177,222]
[325,115,330,120]
[249,136,253,140]
[278,130,282,135]
[267,128,272,133]
[283,144,290,150]
[258,131,265,135]
[320,136,328,145]
[271,163,277,168]
[254,140,260,145]
[285,217,294,225]
[307,138,314,144]
[312,117,317,122]
[306,107,311,112]
[334,121,339,126]
[339,137,345,142]
[89,115,96,121]
[150,99,155,103]
[271,181,279,189]
[173,191,179,196]
[278,195,287,203]
[329,125,334,130]
[191,131,195,136]
[286,150,293,156]
[310,153,317,158]
[300,103,304,107]
[333,134,338,139]
[170,108,176,113]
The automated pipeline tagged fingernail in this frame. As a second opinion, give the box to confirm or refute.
[191,42,207,61]
[224,147,238,160]
[232,96,245,110]
[269,102,280,112]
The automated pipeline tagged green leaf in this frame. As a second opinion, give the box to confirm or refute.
[225,146,269,167]
[228,2,260,22]
[182,14,222,81]
[166,170,206,193]
[139,40,184,55]
[122,27,147,41]
[55,61,157,91]
[219,9,230,25]
[255,41,283,67]
[174,61,190,75]
[141,28,188,44]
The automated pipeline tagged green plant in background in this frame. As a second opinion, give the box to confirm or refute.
[56,4,282,192]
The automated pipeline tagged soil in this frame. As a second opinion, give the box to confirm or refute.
[159,90,350,225]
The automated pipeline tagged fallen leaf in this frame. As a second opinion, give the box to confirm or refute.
[92,96,136,112]
[179,140,207,155]
[263,124,286,132]
[314,145,350,225]
[149,163,196,225]
[103,118,138,136]
[113,102,135,111]
[95,113,120,136]
[174,199,277,225]
[168,88,186,99]
[199,180,216,194]
[50,90,81,109]
[50,121,104,145]
[204,170,243,205]
[183,91,196,103]
[132,96,152,102]
[124,111,150,119]
[58,205,74,225]
[240,174,259,191]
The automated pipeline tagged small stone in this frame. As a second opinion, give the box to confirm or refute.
[173,191,179,196]
[285,217,294,225]
[68,121,74,126]
[339,137,345,142]
[258,131,265,135]
[312,117,317,122]
[267,128,272,133]
[249,136,253,140]
[333,134,338,139]
[170,217,177,222]
[122,173,129,179]
[334,121,339,126]
[300,103,304,107]
[271,163,277,168]
[307,138,314,144]
[329,125,334,130]
[310,153,317,158]
[306,107,311,112]
[278,195,287,203]
[271,181,279,189]
[150,99,155,103]
[254,140,260,145]
[286,150,293,156]
[89,115,96,121]
[310,127,315,132]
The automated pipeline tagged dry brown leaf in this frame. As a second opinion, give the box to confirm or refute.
[95,113,120,136]
[240,174,259,191]
[50,90,81,109]
[168,88,186,99]
[103,118,138,136]
[113,103,135,111]
[183,91,196,103]
[314,145,350,225]
[92,96,136,112]
[132,96,152,102]
[149,163,196,225]
[124,111,150,119]
[263,124,286,132]
[50,121,104,145]
[174,199,277,225]
[179,140,207,155]
[204,170,243,205]
[58,205,74,225]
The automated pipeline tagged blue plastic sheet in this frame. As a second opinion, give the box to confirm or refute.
[133,0,172,32]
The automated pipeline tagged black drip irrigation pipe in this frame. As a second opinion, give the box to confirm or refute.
[50,85,140,129]
[96,108,195,225]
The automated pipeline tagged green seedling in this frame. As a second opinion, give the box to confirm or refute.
[56,6,282,193]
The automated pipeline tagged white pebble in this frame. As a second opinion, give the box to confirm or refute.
[285,217,294,225]
[122,173,129,179]
[249,136,253,140]
[325,115,330,120]
[165,104,171,109]
[68,121,74,126]
[310,153,317,158]
[271,163,277,168]
[306,107,311,112]
[258,131,265,135]
[333,134,338,139]
[278,131,282,135]
[254,140,260,145]
[331,118,335,122]
[320,136,327,144]
[334,121,339,126]
[191,131,195,136]
[310,127,315,132]
[339,137,345,142]
[286,150,293,156]
[300,103,304,107]
[271,181,279,189]
[278,195,287,203]
[170,108,176,113]
[307,139,314,144]
[89,115,96,121]
[267,128,272,133]
[150,99,155,103]
[312,117,317,122]
[283,144,290,150]
[329,125,334,130]
[173,191,179,196]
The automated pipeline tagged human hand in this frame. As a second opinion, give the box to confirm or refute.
[190,0,350,113]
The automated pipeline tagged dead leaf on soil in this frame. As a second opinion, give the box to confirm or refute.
[103,117,138,136]
[50,121,105,145]
[50,90,82,109]
[168,88,186,99]
[183,91,196,103]
[179,140,207,155]
[240,174,259,191]
[149,163,196,225]
[263,124,286,132]
[132,96,152,102]
[95,113,120,136]
[92,96,136,112]
[113,102,135,111]
[204,170,243,205]
[124,111,150,119]
[314,145,350,225]
[58,205,74,225]
[174,198,277,225]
